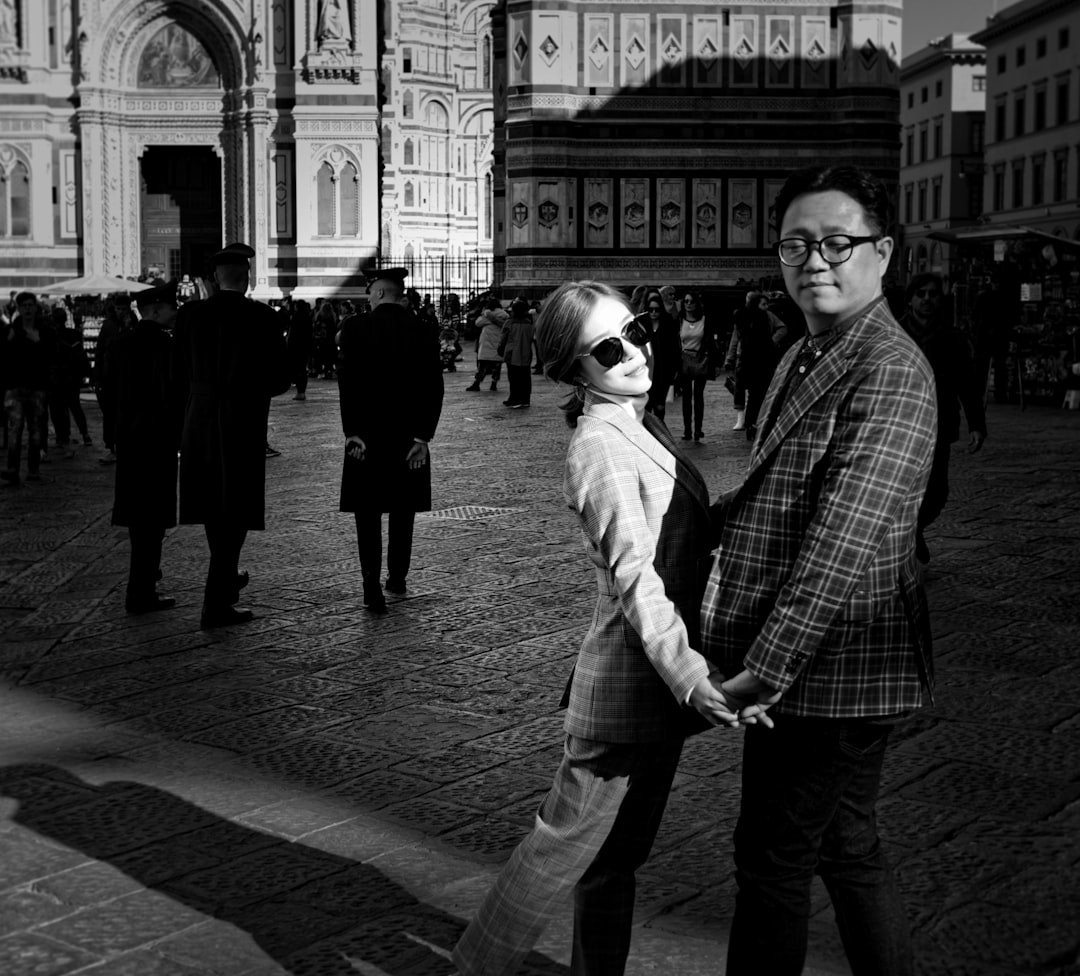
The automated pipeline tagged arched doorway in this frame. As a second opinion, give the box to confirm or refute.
[140,146,222,279]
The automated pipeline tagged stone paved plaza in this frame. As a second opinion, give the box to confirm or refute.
[2,367,1079,976]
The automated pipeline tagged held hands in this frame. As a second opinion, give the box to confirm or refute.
[969,430,986,453]
[689,671,779,729]
[345,435,366,460]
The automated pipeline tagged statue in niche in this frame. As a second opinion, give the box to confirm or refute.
[0,0,16,46]
[317,0,351,48]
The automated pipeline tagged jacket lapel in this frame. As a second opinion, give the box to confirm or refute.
[585,397,711,515]
[745,302,890,476]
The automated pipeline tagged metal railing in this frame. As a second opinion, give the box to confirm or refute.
[383,255,501,307]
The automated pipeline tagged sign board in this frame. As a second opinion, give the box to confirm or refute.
[1019,283,1042,302]
[993,240,1007,262]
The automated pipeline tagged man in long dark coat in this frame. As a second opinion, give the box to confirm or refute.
[338,268,443,613]
[107,283,180,613]
[171,243,291,628]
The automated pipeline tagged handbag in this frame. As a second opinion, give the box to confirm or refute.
[681,349,710,379]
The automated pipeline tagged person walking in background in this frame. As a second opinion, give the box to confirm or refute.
[899,272,986,564]
[465,302,504,392]
[106,283,181,614]
[677,290,719,441]
[453,279,767,976]
[338,268,443,613]
[971,277,1017,403]
[286,299,314,400]
[729,290,788,440]
[641,290,680,422]
[701,165,937,976]
[1,293,52,486]
[500,298,536,409]
[47,307,94,454]
[171,243,291,629]
[312,298,339,379]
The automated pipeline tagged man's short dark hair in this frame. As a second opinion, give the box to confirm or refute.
[775,166,893,238]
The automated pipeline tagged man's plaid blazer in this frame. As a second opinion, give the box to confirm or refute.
[562,394,716,743]
[702,297,938,718]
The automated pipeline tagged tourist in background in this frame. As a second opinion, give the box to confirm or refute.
[677,290,719,441]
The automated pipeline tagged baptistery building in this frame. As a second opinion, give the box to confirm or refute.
[490,0,904,294]
[0,0,497,298]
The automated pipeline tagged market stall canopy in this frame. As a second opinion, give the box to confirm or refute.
[37,273,156,296]
[928,225,1080,253]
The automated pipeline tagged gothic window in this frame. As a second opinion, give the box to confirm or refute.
[0,161,30,238]
[402,46,412,74]
[404,182,414,207]
[317,162,335,235]
[339,162,359,236]
[482,34,492,88]
[404,139,414,165]
[403,92,413,118]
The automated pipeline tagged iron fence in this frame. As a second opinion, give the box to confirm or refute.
[382,255,501,311]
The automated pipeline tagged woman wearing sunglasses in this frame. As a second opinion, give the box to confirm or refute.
[453,280,769,976]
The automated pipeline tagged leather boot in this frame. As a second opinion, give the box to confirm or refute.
[732,409,746,431]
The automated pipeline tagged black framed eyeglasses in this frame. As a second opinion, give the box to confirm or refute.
[578,319,651,369]
[778,235,880,267]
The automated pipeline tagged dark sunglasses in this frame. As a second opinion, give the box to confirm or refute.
[578,319,651,368]
[647,305,661,312]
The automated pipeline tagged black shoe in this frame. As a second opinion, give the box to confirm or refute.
[363,583,388,613]
[265,445,282,458]
[200,605,255,628]
[745,425,757,442]
[126,594,177,615]
[384,577,407,595]
[465,385,481,391]
[694,431,704,442]
[503,400,513,406]
[489,384,498,391]
[681,431,692,441]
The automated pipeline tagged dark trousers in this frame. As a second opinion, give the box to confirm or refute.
[472,360,503,385]
[292,357,309,395]
[203,522,248,609]
[354,510,415,583]
[728,718,912,976]
[127,525,164,599]
[680,376,708,435]
[506,364,532,405]
[50,385,90,445]
[918,439,952,532]
[4,387,46,476]
[95,386,115,450]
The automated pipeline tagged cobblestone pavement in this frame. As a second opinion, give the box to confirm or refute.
[1,367,1079,976]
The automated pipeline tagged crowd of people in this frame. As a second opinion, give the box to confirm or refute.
[2,162,1027,976]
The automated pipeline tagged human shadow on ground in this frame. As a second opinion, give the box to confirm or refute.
[0,763,569,976]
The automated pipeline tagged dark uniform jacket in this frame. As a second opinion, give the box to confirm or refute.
[171,291,290,529]
[107,323,179,529]
[338,302,443,514]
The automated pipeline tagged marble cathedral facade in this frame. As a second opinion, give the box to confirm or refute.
[491,0,904,295]
[0,0,496,299]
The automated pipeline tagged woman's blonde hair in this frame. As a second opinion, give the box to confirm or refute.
[534,280,631,427]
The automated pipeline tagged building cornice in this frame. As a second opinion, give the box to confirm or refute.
[970,0,1077,44]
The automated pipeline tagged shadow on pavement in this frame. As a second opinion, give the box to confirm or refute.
[0,763,569,976]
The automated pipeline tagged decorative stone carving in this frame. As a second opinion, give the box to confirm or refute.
[317,0,352,49]
[728,179,757,248]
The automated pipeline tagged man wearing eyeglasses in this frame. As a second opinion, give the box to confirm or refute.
[700,166,938,976]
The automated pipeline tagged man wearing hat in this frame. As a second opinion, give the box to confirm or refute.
[105,283,181,613]
[338,267,443,612]
[171,242,291,628]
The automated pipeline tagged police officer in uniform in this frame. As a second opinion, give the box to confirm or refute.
[337,267,444,612]
[171,243,291,628]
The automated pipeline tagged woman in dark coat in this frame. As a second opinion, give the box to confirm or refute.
[641,290,680,421]
[286,300,314,400]
[107,284,181,613]
[338,269,444,612]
